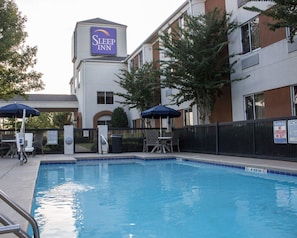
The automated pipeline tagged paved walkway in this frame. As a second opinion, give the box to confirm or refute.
[0,152,297,237]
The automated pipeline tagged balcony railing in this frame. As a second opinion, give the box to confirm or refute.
[238,0,274,8]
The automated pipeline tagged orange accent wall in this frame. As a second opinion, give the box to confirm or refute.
[153,41,160,67]
[205,0,225,12]
[210,86,232,123]
[265,87,292,118]
[174,111,184,128]
[205,0,230,123]
[171,19,179,31]
[135,119,142,128]
[259,15,286,48]
[134,55,139,68]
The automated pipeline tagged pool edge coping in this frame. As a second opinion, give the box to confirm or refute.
[38,154,297,177]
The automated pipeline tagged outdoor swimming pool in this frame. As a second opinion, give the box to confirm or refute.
[31,158,297,237]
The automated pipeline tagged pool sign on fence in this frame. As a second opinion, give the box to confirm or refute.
[288,119,297,143]
[91,27,117,55]
[273,120,287,144]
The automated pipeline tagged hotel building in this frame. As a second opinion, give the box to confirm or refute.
[70,0,297,128]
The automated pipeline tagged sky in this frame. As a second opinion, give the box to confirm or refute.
[14,0,186,94]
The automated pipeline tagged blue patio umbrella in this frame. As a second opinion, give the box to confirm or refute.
[141,105,181,119]
[0,103,40,118]
[141,105,181,135]
[0,103,40,164]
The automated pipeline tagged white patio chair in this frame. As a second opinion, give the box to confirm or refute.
[24,133,34,154]
[143,130,159,152]
[165,131,180,152]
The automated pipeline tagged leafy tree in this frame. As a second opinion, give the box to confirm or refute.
[0,0,44,100]
[115,62,160,112]
[1,111,71,130]
[244,0,297,43]
[25,113,52,129]
[52,112,71,128]
[0,113,49,130]
[159,8,239,124]
[25,112,71,129]
[111,107,128,128]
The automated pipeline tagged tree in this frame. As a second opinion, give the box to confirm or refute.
[52,112,71,128]
[115,62,160,112]
[25,113,52,129]
[0,0,44,100]
[25,112,71,129]
[111,107,128,128]
[159,8,239,124]
[244,0,297,43]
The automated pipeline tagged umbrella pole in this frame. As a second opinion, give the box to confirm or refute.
[14,117,17,133]
[160,117,162,136]
[20,109,25,134]
[18,109,27,165]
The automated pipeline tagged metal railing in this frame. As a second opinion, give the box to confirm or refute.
[100,134,109,154]
[0,190,39,238]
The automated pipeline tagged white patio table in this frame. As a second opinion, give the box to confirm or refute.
[151,136,172,153]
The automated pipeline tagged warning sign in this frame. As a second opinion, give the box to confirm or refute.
[273,120,287,144]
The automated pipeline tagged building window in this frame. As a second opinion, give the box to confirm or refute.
[138,51,143,68]
[97,91,114,104]
[287,27,297,43]
[97,115,111,126]
[184,108,193,126]
[245,93,265,120]
[178,15,185,29]
[132,120,136,128]
[241,17,260,54]
[106,92,113,104]
[130,58,135,69]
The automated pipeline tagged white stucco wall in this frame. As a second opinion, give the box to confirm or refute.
[71,18,128,128]
[80,61,127,128]
[227,1,297,121]
[73,20,127,73]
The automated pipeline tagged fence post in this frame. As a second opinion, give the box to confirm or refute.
[64,125,74,155]
[216,122,219,155]
[252,121,256,156]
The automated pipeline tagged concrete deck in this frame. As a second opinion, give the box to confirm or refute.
[1,152,297,237]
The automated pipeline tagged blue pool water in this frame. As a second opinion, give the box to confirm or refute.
[31,159,297,238]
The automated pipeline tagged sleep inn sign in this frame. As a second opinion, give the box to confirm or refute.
[91,27,117,55]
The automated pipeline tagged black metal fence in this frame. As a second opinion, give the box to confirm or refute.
[177,116,297,162]
[1,116,297,162]
[0,128,65,155]
[108,128,146,152]
[74,128,98,153]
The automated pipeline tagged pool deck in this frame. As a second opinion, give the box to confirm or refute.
[1,152,297,237]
